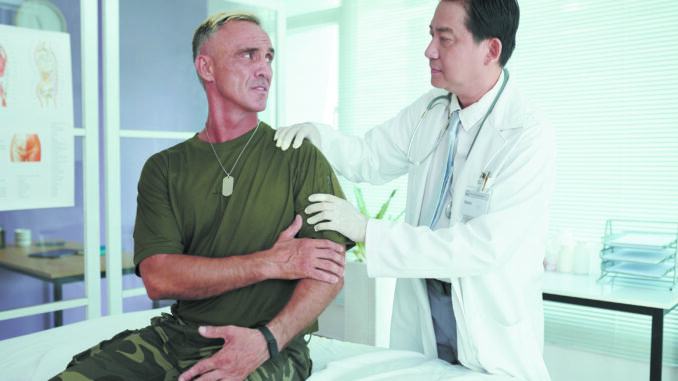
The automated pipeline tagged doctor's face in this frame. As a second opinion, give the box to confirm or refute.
[425,1,489,98]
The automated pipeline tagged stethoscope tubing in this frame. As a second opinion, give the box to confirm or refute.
[407,68,509,166]
[406,94,451,166]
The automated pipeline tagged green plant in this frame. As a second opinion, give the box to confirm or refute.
[350,187,405,262]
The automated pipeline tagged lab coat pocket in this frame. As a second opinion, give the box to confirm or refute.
[476,316,533,375]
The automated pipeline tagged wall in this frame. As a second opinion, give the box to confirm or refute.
[0,0,86,340]
[117,0,207,252]
[0,0,206,340]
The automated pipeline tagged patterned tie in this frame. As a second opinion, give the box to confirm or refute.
[430,110,460,228]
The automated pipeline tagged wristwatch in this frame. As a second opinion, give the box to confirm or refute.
[257,326,279,359]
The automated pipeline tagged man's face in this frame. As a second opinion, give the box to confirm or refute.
[425,1,488,95]
[201,20,274,113]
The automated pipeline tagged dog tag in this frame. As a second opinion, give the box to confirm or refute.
[222,176,234,197]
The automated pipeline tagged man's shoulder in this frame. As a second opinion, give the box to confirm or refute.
[295,138,332,169]
[493,80,549,132]
[246,123,335,175]
[490,81,555,154]
[138,136,199,180]
[263,123,328,165]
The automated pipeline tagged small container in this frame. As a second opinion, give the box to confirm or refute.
[15,228,31,247]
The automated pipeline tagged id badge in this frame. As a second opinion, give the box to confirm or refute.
[461,189,490,218]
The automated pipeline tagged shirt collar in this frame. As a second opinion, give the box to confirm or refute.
[449,69,506,132]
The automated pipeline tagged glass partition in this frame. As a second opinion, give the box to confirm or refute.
[0,0,101,339]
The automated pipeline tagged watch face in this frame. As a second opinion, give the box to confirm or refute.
[14,0,66,32]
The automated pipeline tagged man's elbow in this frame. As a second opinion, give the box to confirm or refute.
[143,280,166,301]
[139,256,172,301]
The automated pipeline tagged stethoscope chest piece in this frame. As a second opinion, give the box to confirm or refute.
[444,200,453,219]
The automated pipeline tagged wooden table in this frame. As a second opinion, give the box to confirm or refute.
[0,240,136,326]
[542,272,678,381]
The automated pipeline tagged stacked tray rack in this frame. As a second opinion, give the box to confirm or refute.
[599,220,677,290]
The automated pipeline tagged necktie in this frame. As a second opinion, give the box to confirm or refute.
[430,110,460,228]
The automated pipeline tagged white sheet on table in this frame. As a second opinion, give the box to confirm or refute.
[309,347,516,381]
[1,307,171,381]
[1,307,513,381]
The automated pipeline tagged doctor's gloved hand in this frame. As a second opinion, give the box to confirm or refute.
[274,122,321,151]
[305,194,368,243]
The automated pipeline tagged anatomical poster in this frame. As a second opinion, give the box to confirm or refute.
[0,24,74,211]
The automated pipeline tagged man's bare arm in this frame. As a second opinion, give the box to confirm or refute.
[178,252,344,381]
[139,215,345,300]
[270,275,343,350]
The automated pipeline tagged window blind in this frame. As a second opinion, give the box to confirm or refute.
[336,0,438,221]
[510,0,678,365]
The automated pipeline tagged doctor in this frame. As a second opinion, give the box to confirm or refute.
[275,0,554,380]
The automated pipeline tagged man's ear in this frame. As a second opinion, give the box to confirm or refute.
[195,54,214,83]
[484,37,502,66]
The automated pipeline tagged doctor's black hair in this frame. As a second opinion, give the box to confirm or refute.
[442,0,519,67]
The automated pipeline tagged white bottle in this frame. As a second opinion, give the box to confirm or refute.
[572,241,590,275]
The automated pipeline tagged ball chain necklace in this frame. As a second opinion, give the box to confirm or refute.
[205,119,261,197]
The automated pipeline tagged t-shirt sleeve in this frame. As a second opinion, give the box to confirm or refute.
[293,141,355,250]
[132,153,184,275]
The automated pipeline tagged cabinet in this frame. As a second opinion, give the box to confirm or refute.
[599,220,677,290]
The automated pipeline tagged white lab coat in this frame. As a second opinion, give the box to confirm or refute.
[315,73,555,381]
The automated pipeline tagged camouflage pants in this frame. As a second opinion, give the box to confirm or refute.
[49,313,312,381]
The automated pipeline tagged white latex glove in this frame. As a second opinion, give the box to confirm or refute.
[274,122,321,151]
[305,194,368,243]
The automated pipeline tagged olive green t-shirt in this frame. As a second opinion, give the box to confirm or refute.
[133,123,352,330]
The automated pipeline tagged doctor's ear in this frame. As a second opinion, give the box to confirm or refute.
[195,54,215,83]
[484,38,502,66]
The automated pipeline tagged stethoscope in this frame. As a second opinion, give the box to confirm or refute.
[407,68,509,166]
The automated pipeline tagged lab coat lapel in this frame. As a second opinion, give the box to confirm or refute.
[407,162,429,226]
[406,101,450,227]
[449,87,524,224]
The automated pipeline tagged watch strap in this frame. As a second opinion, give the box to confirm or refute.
[257,326,279,359]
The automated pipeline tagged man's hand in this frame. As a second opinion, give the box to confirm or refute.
[273,123,321,151]
[267,215,346,284]
[178,325,268,381]
[305,194,368,243]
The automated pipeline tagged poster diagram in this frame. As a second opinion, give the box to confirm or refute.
[0,44,6,107]
[35,41,58,108]
[0,25,74,211]
[10,133,42,162]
